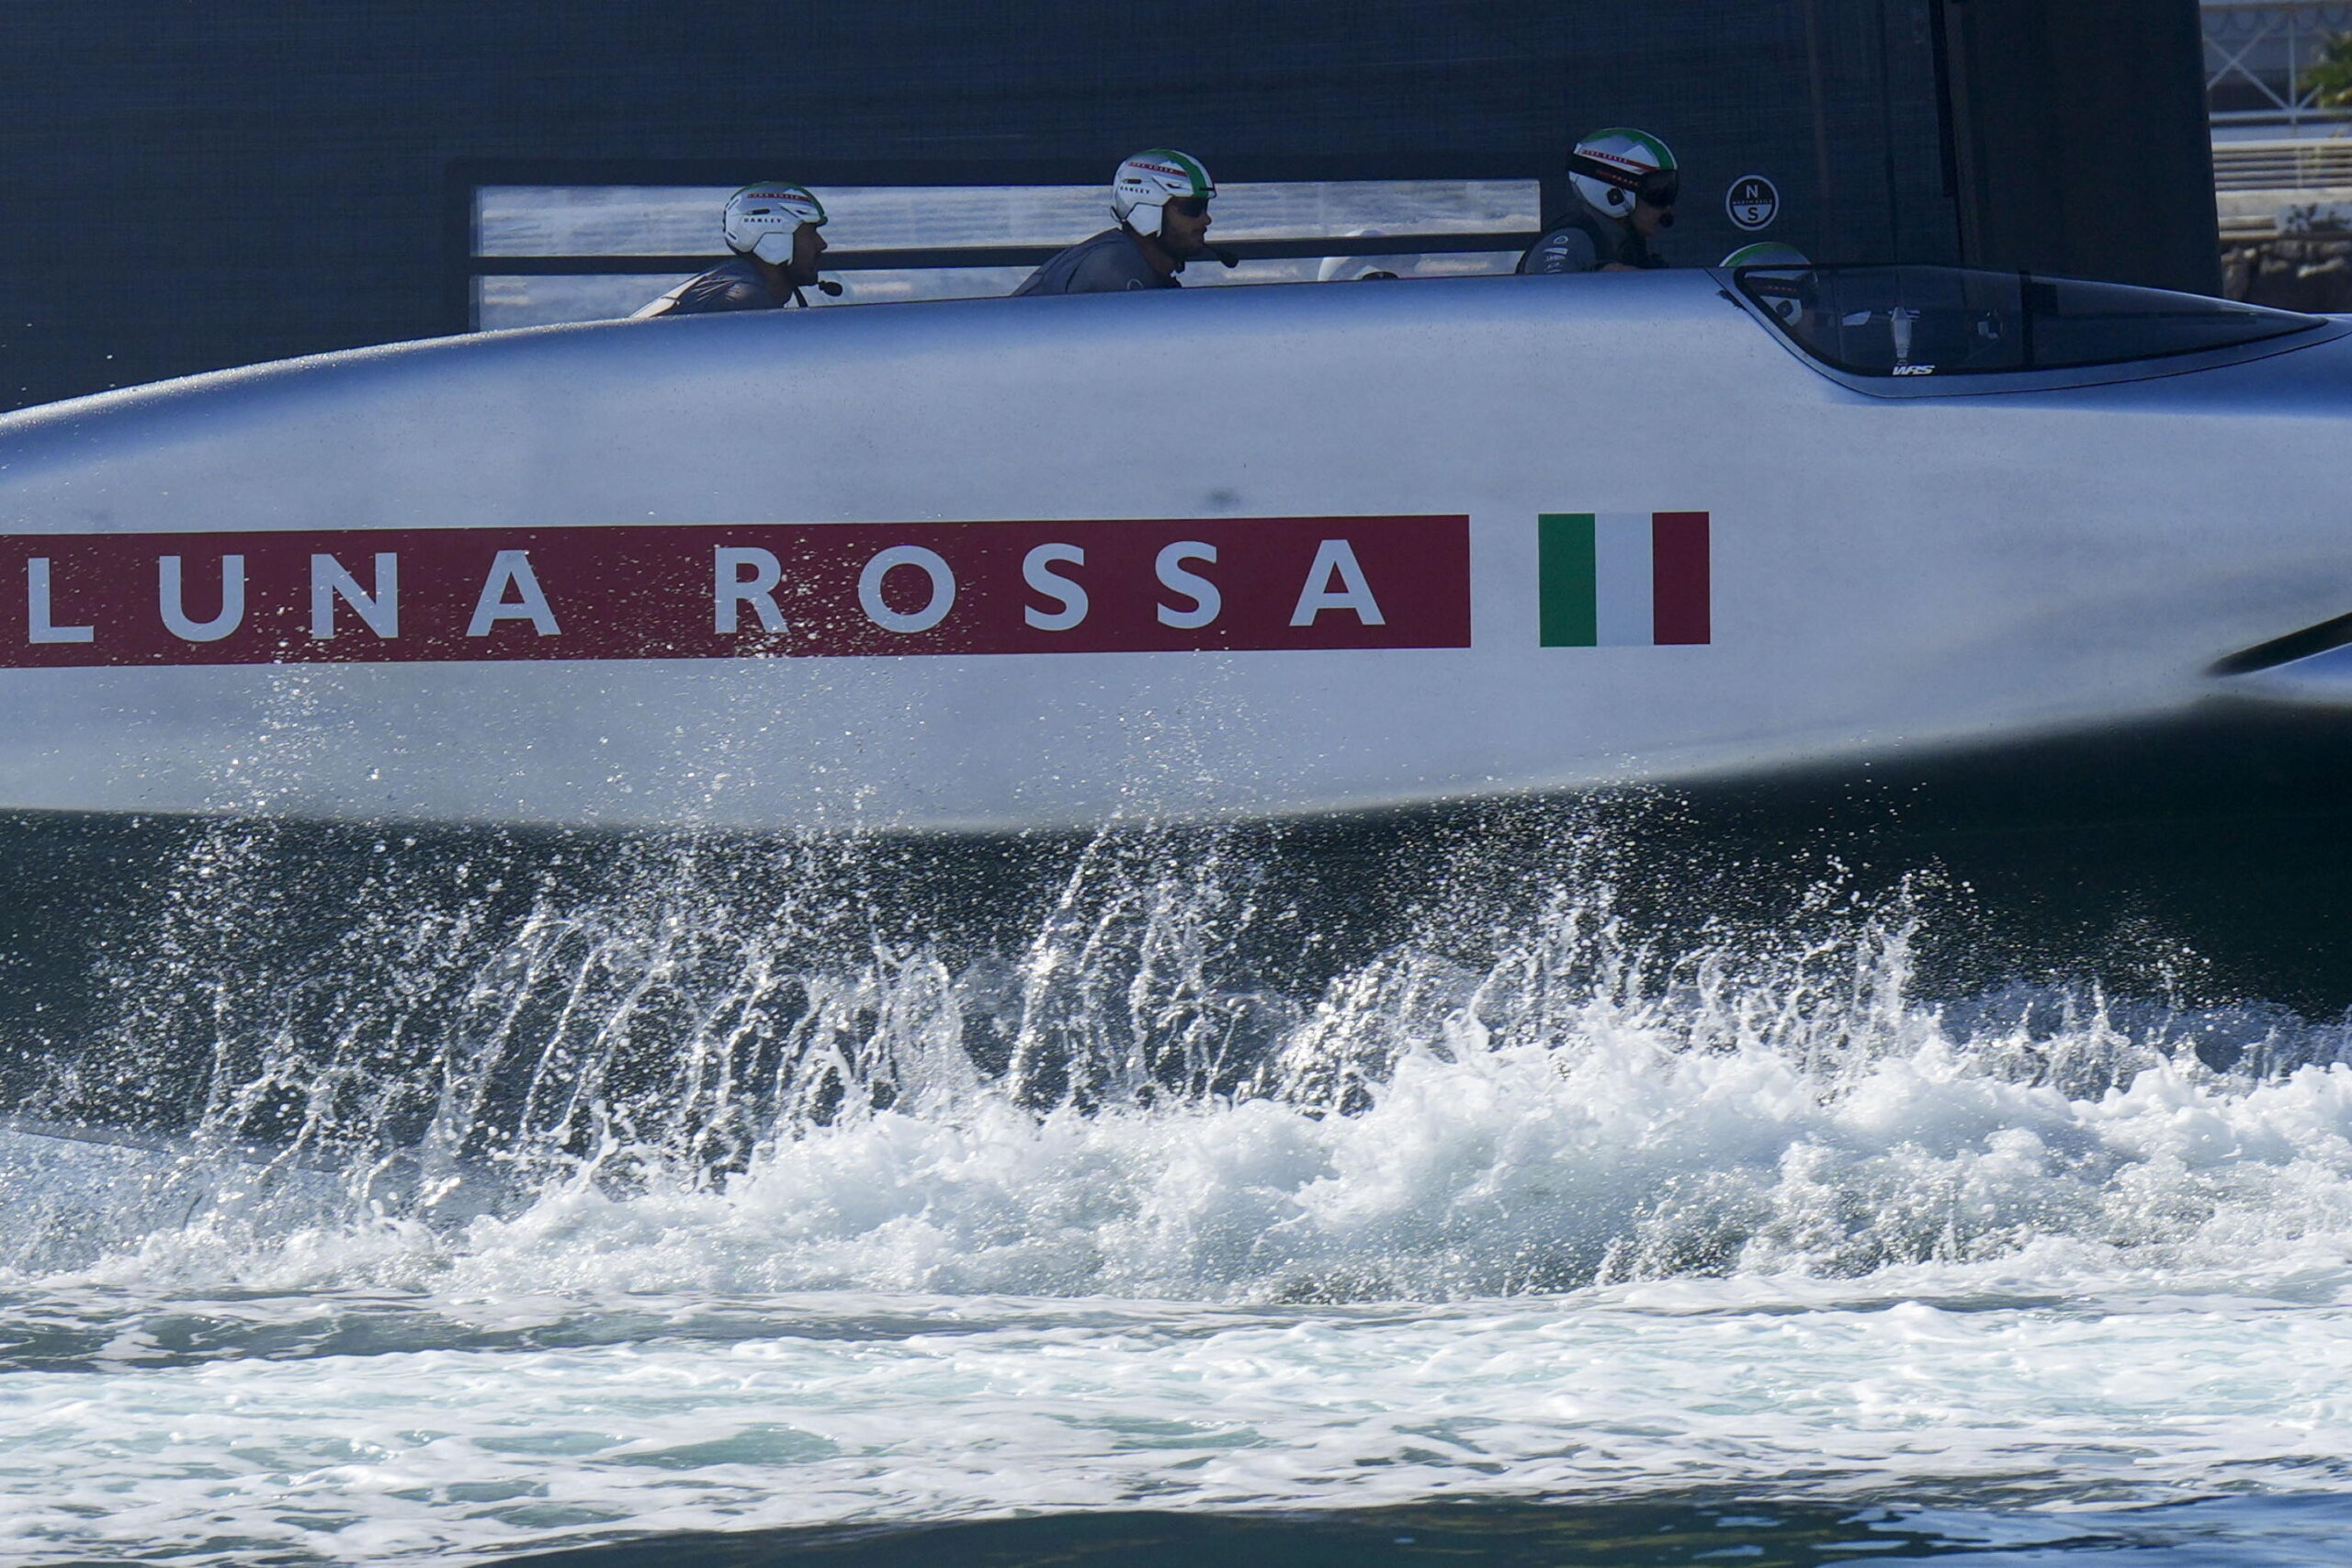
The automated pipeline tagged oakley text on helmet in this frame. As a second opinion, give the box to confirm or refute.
[724,183,828,265]
[1111,149,1215,240]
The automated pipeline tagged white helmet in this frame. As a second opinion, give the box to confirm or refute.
[1719,242,1808,268]
[1568,129,1678,220]
[1111,149,1215,239]
[1722,243,1812,324]
[723,182,827,265]
[1317,231,1417,282]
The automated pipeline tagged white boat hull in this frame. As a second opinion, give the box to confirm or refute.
[0,271,2346,831]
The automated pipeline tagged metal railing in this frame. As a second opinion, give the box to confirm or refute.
[2205,0,2352,130]
[2211,137,2352,188]
[472,232,1536,280]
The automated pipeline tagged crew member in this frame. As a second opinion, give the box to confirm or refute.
[1518,129,1679,275]
[637,183,831,316]
[1014,150,1217,295]
[1720,242,1812,325]
[1318,230,1412,282]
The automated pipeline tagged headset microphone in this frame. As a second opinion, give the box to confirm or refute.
[816,278,843,296]
[1213,246,1238,269]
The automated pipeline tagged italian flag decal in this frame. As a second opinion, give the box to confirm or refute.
[1538,512,1711,647]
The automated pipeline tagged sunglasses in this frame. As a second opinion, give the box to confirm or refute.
[1636,172,1679,208]
[1165,196,1212,219]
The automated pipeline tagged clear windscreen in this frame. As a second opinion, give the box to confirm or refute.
[1736,265,2325,378]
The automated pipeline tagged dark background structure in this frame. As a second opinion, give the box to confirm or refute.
[0,0,2218,412]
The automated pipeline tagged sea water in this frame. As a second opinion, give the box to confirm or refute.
[4,817,2352,1564]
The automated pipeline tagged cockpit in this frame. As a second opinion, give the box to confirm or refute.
[1732,265,2332,382]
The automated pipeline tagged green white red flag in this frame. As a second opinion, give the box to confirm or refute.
[1538,512,1711,647]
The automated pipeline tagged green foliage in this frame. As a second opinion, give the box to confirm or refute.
[2306,31,2352,110]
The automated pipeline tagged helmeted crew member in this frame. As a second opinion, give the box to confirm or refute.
[1518,129,1678,275]
[1014,150,1216,295]
[1317,229,1413,283]
[636,183,832,317]
[1720,242,1812,326]
[1719,242,1808,269]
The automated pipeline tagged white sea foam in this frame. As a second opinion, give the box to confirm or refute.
[386,1038,2352,1307]
[17,991,2352,1305]
[7,829,2352,1561]
[4,1280,2352,1564]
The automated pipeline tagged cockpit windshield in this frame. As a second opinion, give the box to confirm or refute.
[1735,265,2326,378]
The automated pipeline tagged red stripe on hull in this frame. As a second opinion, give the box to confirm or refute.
[0,515,1471,668]
[1649,512,1710,646]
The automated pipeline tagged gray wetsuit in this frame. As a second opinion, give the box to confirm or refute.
[640,255,787,317]
[1516,199,1664,274]
[1013,229,1177,296]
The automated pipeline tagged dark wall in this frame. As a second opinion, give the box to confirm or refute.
[1939,0,2222,294]
[0,0,2211,412]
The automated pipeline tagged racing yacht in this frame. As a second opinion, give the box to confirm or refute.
[0,264,2341,835]
[2,263,2350,1009]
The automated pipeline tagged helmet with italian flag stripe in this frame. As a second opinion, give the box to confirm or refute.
[1111,149,1215,240]
[1567,129,1677,220]
[1719,242,1808,268]
[1721,243,1812,323]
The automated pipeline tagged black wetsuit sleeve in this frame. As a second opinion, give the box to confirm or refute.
[1517,226,1603,275]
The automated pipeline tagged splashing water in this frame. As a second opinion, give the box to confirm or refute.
[7,813,2352,1302]
[6,811,2352,1564]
